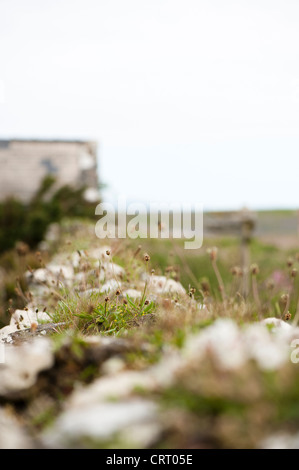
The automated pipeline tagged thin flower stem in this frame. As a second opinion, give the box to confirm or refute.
[251,275,261,318]
[212,259,226,302]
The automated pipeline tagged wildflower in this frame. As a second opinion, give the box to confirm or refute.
[201,280,210,294]
[144,300,150,305]
[284,312,292,321]
[250,264,259,275]
[35,251,43,264]
[280,294,289,305]
[30,322,38,332]
[165,266,174,273]
[207,247,218,261]
[143,253,150,262]
[115,289,121,296]
[291,268,298,278]
[104,296,110,302]
[15,241,29,257]
[287,258,294,268]
[231,266,242,276]
[106,249,111,256]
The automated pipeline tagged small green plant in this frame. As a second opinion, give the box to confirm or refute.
[74,295,155,335]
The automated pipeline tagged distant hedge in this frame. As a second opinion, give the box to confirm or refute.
[0,176,98,253]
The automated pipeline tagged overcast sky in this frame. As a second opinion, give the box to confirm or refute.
[0,0,299,210]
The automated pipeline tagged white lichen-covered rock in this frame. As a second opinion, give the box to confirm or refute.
[0,308,52,342]
[0,407,34,449]
[88,246,112,261]
[147,275,186,296]
[101,357,126,375]
[261,317,293,332]
[244,323,290,371]
[100,262,125,280]
[25,268,48,284]
[0,325,15,342]
[0,338,54,397]
[100,279,121,294]
[183,318,292,372]
[47,264,74,281]
[184,319,247,371]
[42,399,158,448]
[67,371,155,407]
[65,353,183,411]
[78,288,101,297]
[26,265,74,286]
[11,308,51,329]
[71,251,85,268]
[122,289,142,300]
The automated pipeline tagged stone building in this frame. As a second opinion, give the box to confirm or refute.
[0,139,99,202]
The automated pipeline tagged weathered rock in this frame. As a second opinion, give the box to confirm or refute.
[121,289,142,300]
[48,264,74,281]
[100,262,125,280]
[26,265,74,287]
[0,338,54,398]
[0,407,35,449]
[2,323,65,344]
[42,399,158,448]
[244,323,290,370]
[11,308,51,329]
[261,317,293,332]
[183,319,246,371]
[101,357,126,375]
[87,246,112,261]
[71,250,87,268]
[183,318,292,372]
[100,279,121,294]
[147,275,186,296]
[66,371,155,407]
[0,308,52,342]
[63,349,182,411]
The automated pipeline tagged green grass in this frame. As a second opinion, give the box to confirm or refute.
[50,288,156,336]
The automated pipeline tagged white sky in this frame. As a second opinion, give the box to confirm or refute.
[0,0,299,210]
